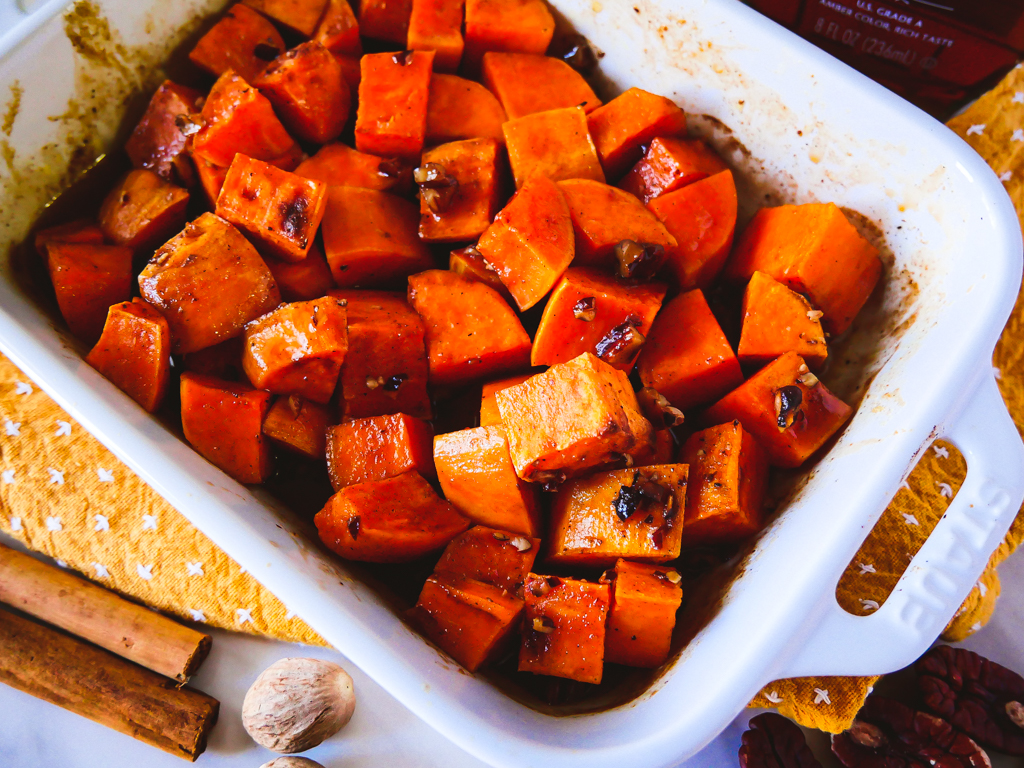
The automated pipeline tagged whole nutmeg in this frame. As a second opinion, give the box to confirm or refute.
[260,759,326,768]
[243,658,355,753]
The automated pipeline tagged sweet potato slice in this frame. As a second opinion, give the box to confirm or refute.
[433,525,539,594]
[139,213,282,354]
[604,559,683,668]
[314,0,362,55]
[34,220,104,265]
[434,426,542,536]
[648,169,737,291]
[680,421,769,544]
[449,246,511,302]
[417,138,502,243]
[216,154,328,262]
[355,50,434,161]
[738,271,827,370]
[359,0,413,43]
[195,157,230,208]
[295,143,412,194]
[98,170,189,252]
[479,373,532,427]
[724,202,882,335]
[242,0,328,36]
[519,574,610,684]
[586,87,688,179]
[47,243,133,343]
[425,73,507,145]
[408,0,465,72]
[504,106,604,188]
[496,352,654,482]
[180,372,274,484]
[183,337,245,381]
[125,81,202,186]
[636,289,743,411]
[326,412,434,489]
[85,298,171,413]
[253,41,351,145]
[413,575,524,671]
[321,187,434,287]
[242,297,348,403]
[262,395,335,460]
[619,137,727,204]
[547,464,687,567]
[464,0,554,72]
[557,178,676,268]
[315,470,470,562]
[482,52,600,119]
[330,289,431,419]
[407,270,532,386]
[189,4,284,83]
[475,173,574,311]
[531,267,666,371]
[264,244,335,302]
[706,351,853,468]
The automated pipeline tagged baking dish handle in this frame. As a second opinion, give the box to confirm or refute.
[775,371,1024,680]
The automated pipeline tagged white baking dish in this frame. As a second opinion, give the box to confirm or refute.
[1,0,1023,766]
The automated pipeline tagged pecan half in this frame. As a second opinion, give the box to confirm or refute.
[739,712,822,768]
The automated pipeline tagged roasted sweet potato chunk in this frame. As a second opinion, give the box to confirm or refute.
[434,426,542,536]
[139,213,281,354]
[314,0,362,55]
[180,372,273,484]
[183,337,244,381]
[296,143,412,194]
[242,0,328,36]
[449,246,511,302]
[242,297,348,402]
[604,559,683,668]
[479,373,532,427]
[705,351,853,468]
[124,81,202,185]
[195,157,230,208]
[262,395,335,460]
[619,137,727,204]
[504,106,604,188]
[34,220,104,264]
[85,299,171,413]
[433,525,539,594]
[496,353,654,482]
[519,574,610,684]
[359,0,413,43]
[531,267,666,371]
[417,138,502,242]
[587,87,688,179]
[326,412,434,489]
[636,289,743,411]
[355,50,434,161]
[632,428,675,468]
[426,73,507,145]
[464,0,554,72]
[482,52,600,119]
[408,0,464,72]
[315,470,470,562]
[547,464,687,567]
[738,271,827,370]
[724,202,882,335]
[47,243,133,343]
[98,170,189,252]
[216,154,328,262]
[264,244,336,302]
[680,421,769,544]
[408,270,532,386]
[189,4,284,83]
[476,173,574,311]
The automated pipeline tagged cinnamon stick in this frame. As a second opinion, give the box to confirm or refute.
[0,605,219,761]
[0,543,210,682]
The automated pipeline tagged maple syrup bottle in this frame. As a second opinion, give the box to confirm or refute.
[744,0,1024,117]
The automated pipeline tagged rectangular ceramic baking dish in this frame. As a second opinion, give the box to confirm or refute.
[1,0,1023,766]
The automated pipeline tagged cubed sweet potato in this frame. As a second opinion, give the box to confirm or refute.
[253,41,351,145]
[242,0,328,36]
[738,271,827,370]
[359,0,413,43]
[216,154,329,262]
[449,246,511,302]
[85,298,171,413]
[264,244,336,302]
[242,297,348,402]
[315,470,470,562]
[531,267,666,371]
[475,173,574,311]
[139,213,282,354]
[98,170,189,252]
[547,464,687,567]
[413,575,524,671]
[183,337,245,381]
[417,138,501,242]
[586,87,687,179]
[479,373,532,427]
[295,142,412,194]
[724,202,882,335]
[326,412,434,489]
[262,395,335,460]
[314,0,362,55]
[482,52,600,119]
[408,270,532,386]
[195,157,230,208]
[636,289,743,411]
[705,351,853,468]
[434,426,541,536]
[426,73,507,145]
[680,421,769,544]
[619,137,727,204]
[604,559,682,668]
[124,81,202,186]
[34,220,104,265]
[180,372,274,484]
[519,574,610,684]
[335,54,362,92]
[496,352,654,482]
[632,428,675,467]
[504,106,604,188]
[355,50,434,161]
[322,187,434,287]
[433,525,539,594]
[329,289,431,419]
[408,0,464,72]
[647,169,737,291]
[47,243,133,343]
[557,178,676,268]
[464,0,554,72]
[189,4,285,83]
